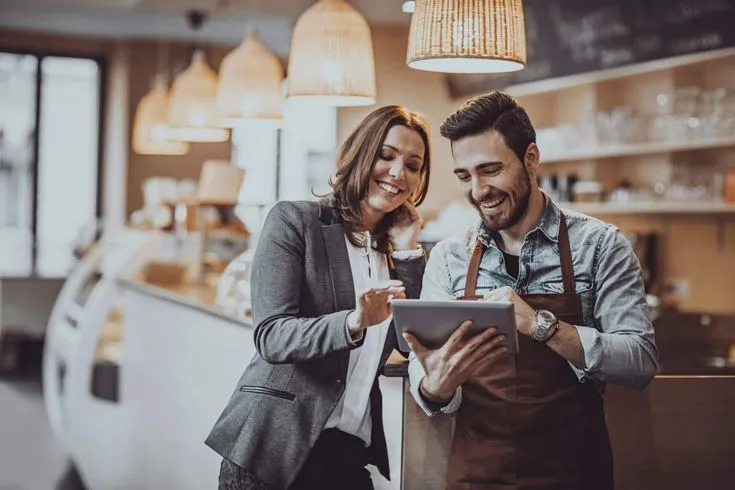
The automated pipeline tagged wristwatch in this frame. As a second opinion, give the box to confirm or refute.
[532,309,559,343]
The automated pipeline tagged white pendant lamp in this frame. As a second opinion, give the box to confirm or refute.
[132,78,190,156]
[131,41,189,156]
[407,0,527,74]
[287,0,376,107]
[167,49,229,142]
[218,30,285,127]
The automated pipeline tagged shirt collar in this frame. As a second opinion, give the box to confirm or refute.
[535,192,561,243]
[471,191,561,248]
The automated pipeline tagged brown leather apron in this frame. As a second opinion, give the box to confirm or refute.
[447,214,613,490]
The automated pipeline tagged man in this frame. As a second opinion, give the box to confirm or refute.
[403,91,659,490]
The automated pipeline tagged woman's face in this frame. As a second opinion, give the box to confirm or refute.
[364,125,426,216]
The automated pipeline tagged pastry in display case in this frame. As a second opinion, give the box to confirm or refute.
[215,247,256,320]
[128,160,251,287]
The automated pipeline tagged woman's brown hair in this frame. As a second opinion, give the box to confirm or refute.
[329,105,431,253]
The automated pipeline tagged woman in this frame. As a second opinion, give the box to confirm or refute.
[206,106,432,490]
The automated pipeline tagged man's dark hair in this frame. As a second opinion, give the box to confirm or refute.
[440,91,536,163]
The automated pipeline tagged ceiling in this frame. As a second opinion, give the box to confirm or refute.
[0,0,411,22]
[0,0,411,56]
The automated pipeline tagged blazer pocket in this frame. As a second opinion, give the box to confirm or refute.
[239,385,296,402]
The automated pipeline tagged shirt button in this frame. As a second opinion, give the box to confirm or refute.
[335,378,343,384]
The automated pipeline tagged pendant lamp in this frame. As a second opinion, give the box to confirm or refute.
[167,49,229,142]
[218,30,285,127]
[131,42,189,155]
[132,77,189,155]
[407,0,527,74]
[287,0,376,107]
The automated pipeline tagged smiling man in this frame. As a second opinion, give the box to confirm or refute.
[402,91,659,490]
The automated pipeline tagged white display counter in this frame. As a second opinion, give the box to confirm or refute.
[118,278,405,489]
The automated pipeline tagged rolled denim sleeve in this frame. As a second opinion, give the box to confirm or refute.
[406,241,463,415]
[408,350,462,416]
[573,225,659,390]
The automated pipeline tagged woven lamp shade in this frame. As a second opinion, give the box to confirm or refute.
[407,0,527,74]
[287,0,376,107]
[168,50,229,142]
[218,31,285,127]
[132,76,190,155]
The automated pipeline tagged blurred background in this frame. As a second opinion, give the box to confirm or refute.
[0,1,734,489]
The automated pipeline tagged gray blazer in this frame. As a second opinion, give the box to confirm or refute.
[205,197,425,489]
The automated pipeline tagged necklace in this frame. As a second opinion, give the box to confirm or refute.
[363,231,373,279]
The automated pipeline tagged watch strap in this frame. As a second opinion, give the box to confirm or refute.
[541,321,560,343]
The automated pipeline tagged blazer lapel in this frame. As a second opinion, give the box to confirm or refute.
[319,198,355,375]
[321,223,356,313]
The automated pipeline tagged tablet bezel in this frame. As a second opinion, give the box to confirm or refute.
[390,299,519,353]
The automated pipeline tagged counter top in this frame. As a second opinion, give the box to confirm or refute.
[382,350,410,378]
[114,274,735,378]
[117,275,253,328]
[380,310,735,379]
[655,310,735,376]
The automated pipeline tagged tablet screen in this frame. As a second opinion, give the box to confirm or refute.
[391,299,518,353]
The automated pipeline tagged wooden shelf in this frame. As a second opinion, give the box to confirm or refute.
[559,201,735,215]
[505,47,735,98]
[542,136,735,164]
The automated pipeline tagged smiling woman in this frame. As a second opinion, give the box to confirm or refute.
[206,105,433,490]
[330,105,432,253]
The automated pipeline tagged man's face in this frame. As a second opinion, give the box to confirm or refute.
[451,130,535,232]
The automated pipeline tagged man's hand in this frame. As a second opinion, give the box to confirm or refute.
[482,286,536,337]
[403,321,507,402]
[482,286,586,367]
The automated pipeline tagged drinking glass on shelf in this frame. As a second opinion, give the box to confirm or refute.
[650,91,674,143]
[597,106,641,146]
[701,88,729,139]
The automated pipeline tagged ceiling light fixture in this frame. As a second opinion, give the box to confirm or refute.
[218,29,285,127]
[168,49,229,142]
[132,75,190,155]
[287,0,376,107]
[167,11,229,142]
[132,42,189,155]
[406,0,527,74]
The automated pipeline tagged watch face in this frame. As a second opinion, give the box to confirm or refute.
[537,309,555,325]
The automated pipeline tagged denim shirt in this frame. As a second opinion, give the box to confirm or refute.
[408,197,659,415]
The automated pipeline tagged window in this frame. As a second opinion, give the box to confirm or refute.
[0,53,37,276]
[0,52,104,277]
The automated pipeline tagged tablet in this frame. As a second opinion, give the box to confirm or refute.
[391,299,518,353]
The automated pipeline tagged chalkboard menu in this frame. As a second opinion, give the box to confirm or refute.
[446,0,735,97]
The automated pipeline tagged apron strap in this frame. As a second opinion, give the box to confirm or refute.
[462,212,576,298]
[463,239,485,298]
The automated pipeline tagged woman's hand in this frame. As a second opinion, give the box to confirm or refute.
[388,202,423,251]
[347,280,406,337]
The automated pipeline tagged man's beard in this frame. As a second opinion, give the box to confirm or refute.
[470,168,531,232]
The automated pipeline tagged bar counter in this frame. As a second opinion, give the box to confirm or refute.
[383,309,735,490]
[122,275,735,490]
[52,254,734,490]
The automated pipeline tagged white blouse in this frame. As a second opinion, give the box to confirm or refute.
[323,233,392,445]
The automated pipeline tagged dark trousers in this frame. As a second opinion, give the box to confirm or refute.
[218,429,374,490]
[291,428,373,490]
